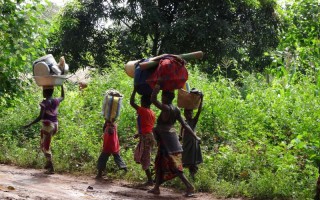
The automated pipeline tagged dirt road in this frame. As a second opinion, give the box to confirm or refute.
[0,164,242,200]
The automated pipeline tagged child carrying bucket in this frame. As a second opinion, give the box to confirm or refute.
[96,89,127,179]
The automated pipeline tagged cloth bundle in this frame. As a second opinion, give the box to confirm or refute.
[134,59,154,96]
[146,55,188,91]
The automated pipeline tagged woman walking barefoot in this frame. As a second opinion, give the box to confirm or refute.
[181,92,204,180]
[148,84,200,197]
[23,85,64,174]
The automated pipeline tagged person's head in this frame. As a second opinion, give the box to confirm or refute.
[184,109,193,120]
[141,95,152,108]
[42,87,54,99]
[161,91,175,104]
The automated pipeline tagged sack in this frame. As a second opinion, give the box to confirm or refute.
[134,59,154,96]
[146,56,188,91]
[177,89,201,109]
[102,89,123,121]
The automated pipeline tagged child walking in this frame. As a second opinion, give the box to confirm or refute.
[130,86,156,186]
[180,91,204,180]
[23,85,64,174]
[96,119,127,179]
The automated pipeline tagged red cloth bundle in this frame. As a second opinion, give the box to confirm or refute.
[146,56,188,91]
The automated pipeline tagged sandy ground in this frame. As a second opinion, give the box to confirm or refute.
[0,164,242,200]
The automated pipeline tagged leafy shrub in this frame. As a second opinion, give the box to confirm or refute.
[0,66,319,199]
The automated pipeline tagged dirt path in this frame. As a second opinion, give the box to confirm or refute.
[0,164,242,200]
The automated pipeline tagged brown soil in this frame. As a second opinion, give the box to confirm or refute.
[0,164,242,200]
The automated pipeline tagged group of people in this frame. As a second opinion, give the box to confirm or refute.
[24,80,204,197]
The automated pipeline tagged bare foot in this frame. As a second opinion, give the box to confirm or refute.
[147,188,160,195]
[95,175,103,180]
[44,169,55,175]
[185,186,195,197]
[143,180,154,186]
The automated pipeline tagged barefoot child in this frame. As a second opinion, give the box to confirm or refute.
[130,86,156,185]
[97,90,127,179]
[180,91,204,180]
[96,118,127,179]
[23,85,65,174]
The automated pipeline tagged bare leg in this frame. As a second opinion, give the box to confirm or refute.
[189,165,198,180]
[177,172,194,197]
[144,168,153,185]
[148,167,161,194]
[44,153,54,174]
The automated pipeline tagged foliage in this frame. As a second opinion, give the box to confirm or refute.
[269,0,320,78]
[0,65,319,199]
[0,0,319,199]
[47,0,122,71]
[0,0,52,103]
[49,0,280,74]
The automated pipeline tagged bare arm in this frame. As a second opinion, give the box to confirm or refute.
[59,85,65,102]
[151,84,170,111]
[179,126,185,140]
[103,120,107,132]
[23,107,45,128]
[176,108,201,141]
[130,87,139,110]
[193,93,204,124]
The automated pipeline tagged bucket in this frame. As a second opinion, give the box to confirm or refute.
[102,90,123,122]
[177,89,201,110]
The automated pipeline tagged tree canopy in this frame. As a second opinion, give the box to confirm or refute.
[0,0,50,103]
[49,0,281,74]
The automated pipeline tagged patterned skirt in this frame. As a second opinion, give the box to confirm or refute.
[40,120,58,157]
[134,133,156,170]
[155,147,183,183]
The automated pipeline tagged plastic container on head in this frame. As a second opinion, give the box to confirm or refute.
[102,90,123,122]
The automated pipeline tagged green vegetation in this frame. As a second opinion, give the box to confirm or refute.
[1,65,319,199]
[0,0,51,101]
[1,0,319,199]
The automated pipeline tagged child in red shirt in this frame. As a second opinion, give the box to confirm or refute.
[130,87,156,185]
[96,119,127,179]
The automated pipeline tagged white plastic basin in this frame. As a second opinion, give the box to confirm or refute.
[33,75,67,86]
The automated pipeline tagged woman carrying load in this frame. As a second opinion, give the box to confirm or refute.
[148,84,200,197]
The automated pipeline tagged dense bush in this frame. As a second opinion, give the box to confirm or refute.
[0,64,319,199]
